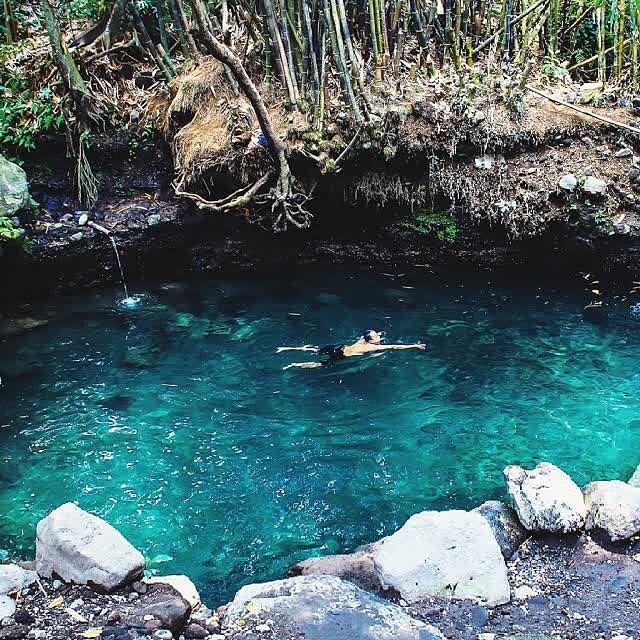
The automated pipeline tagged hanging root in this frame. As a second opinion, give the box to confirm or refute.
[174,162,313,231]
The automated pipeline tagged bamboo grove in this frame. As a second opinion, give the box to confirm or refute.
[2,0,640,224]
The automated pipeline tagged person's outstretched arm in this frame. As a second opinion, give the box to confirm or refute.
[374,343,426,351]
[276,345,319,353]
[283,361,323,369]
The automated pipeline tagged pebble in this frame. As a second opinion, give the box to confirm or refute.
[255,624,271,634]
[513,584,539,600]
[69,232,84,242]
[132,581,148,595]
[78,213,89,226]
[147,214,161,226]
[558,174,578,191]
[185,623,209,638]
[209,635,226,640]
[127,592,139,602]
[152,631,173,640]
[52,580,62,590]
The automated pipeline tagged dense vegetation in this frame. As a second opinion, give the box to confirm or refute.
[1,0,639,228]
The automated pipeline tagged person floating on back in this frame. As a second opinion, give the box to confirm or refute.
[277,329,425,369]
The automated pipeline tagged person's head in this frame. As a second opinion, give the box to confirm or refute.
[362,330,382,344]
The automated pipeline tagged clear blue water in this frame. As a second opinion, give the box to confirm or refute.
[1,271,640,604]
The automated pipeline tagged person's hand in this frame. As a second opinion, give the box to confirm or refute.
[416,343,426,350]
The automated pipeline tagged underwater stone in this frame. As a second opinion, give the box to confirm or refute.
[226,575,443,640]
[36,503,145,592]
[584,480,640,541]
[373,510,510,606]
[504,462,586,533]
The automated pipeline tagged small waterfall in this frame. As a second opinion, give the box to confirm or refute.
[109,235,129,300]
[88,221,131,302]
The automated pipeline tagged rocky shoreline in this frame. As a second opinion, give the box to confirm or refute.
[2,461,640,640]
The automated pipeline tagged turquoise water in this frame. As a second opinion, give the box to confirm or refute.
[1,271,640,604]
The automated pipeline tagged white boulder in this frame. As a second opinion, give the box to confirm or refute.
[582,176,607,196]
[372,510,510,606]
[558,174,578,191]
[504,462,586,533]
[35,503,145,592]
[583,480,640,541]
[0,564,38,595]
[0,595,16,621]
[226,575,444,640]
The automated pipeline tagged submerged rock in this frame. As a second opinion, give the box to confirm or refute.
[0,564,37,595]
[583,302,608,326]
[504,462,586,533]
[35,503,145,592]
[225,574,443,639]
[473,500,529,559]
[583,480,640,541]
[372,510,510,606]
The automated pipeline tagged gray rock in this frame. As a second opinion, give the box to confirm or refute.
[628,464,640,487]
[473,501,529,559]
[0,624,29,639]
[184,623,208,639]
[0,156,32,218]
[226,575,443,640]
[0,566,37,596]
[615,148,633,158]
[584,480,640,541]
[582,176,608,196]
[558,174,578,191]
[0,596,15,621]
[372,510,510,606]
[78,213,89,226]
[152,631,173,640]
[289,541,383,591]
[35,503,145,592]
[69,232,84,242]
[504,462,586,533]
[147,215,161,226]
[137,597,190,634]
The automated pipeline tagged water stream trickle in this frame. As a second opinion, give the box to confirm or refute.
[108,236,129,301]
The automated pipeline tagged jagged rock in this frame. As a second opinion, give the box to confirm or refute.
[372,510,510,606]
[288,542,383,591]
[558,174,578,191]
[35,503,145,592]
[582,176,607,195]
[135,597,191,635]
[0,155,32,218]
[226,575,443,640]
[0,565,38,595]
[145,575,200,607]
[0,595,16,621]
[583,480,640,541]
[504,463,586,533]
[473,501,529,559]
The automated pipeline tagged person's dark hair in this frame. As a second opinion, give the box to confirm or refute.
[363,330,377,343]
